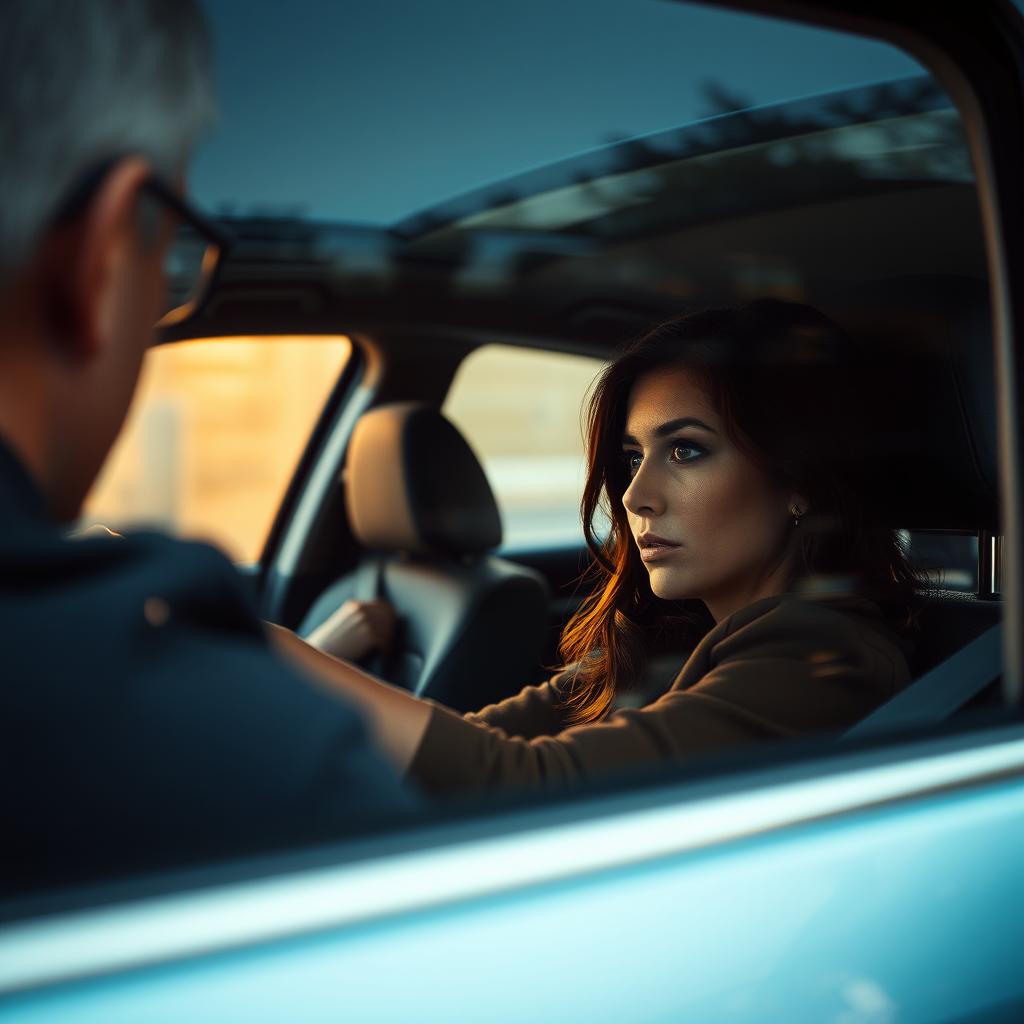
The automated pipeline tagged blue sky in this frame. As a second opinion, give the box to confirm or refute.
[194,0,924,225]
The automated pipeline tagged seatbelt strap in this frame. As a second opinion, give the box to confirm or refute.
[845,622,1003,738]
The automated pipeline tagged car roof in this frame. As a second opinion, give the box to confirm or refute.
[180,74,984,354]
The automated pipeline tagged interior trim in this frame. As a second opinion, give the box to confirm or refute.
[272,341,382,580]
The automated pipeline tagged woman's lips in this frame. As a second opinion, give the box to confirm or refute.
[637,533,682,563]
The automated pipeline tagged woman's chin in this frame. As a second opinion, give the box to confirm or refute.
[647,567,696,602]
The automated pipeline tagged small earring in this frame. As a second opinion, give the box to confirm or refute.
[790,504,804,526]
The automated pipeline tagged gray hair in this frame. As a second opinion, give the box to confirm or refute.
[0,0,215,288]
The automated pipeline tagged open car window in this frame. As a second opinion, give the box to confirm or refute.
[41,0,1000,857]
[7,5,1024,1017]
[208,0,998,763]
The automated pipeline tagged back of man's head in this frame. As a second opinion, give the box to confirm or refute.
[0,0,215,292]
[0,0,216,522]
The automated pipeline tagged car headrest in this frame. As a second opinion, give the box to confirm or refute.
[834,274,998,531]
[345,402,503,557]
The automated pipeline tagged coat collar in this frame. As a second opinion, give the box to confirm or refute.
[0,434,48,528]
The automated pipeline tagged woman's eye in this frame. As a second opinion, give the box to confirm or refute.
[670,443,704,463]
[625,452,643,476]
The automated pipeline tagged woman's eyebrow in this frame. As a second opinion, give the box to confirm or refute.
[622,417,718,445]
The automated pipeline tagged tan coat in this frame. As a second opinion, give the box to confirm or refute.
[409,592,912,793]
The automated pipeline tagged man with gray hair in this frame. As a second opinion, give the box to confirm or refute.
[0,0,415,893]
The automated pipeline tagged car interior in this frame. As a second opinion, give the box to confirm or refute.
[157,74,999,748]
[269,273,1002,733]
[297,402,550,711]
[34,30,1002,899]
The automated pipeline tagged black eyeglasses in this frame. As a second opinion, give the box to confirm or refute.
[52,158,232,328]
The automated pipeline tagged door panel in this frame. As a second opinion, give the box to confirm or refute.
[5,741,1024,1022]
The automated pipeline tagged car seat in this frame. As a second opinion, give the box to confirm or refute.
[298,402,550,712]
[836,273,1001,696]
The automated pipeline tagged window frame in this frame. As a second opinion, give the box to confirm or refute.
[7,0,1024,1009]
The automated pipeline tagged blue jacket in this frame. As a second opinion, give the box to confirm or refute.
[0,439,415,895]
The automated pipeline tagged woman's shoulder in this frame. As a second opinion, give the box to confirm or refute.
[679,590,912,695]
[723,590,893,634]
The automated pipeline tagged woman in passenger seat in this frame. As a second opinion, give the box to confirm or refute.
[271,299,920,793]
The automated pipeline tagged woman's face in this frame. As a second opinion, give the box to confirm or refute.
[621,366,804,623]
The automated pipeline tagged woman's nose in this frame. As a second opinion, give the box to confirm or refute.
[622,460,665,517]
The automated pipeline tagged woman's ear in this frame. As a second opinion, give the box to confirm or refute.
[788,492,809,517]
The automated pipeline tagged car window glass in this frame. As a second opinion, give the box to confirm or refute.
[443,345,605,548]
[83,337,350,563]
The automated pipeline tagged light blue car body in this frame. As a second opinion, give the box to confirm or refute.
[2,727,1022,1022]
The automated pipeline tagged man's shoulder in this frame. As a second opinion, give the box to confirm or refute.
[1,526,416,888]
[67,527,244,593]
[1,526,261,642]
[0,520,235,580]
[1,526,301,727]
[0,525,318,744]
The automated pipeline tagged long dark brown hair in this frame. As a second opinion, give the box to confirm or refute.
[558,298,922,724]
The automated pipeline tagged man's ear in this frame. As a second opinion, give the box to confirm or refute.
[40,158,152,362]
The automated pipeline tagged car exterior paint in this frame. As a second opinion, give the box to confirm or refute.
[2,728,1023,1021]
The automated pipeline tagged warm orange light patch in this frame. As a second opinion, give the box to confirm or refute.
[84,336,351,563]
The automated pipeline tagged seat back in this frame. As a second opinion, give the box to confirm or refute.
[299,402,549,712]
[909,590,1002,680]
[833,274,998,532]
[835,275,1004,722]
